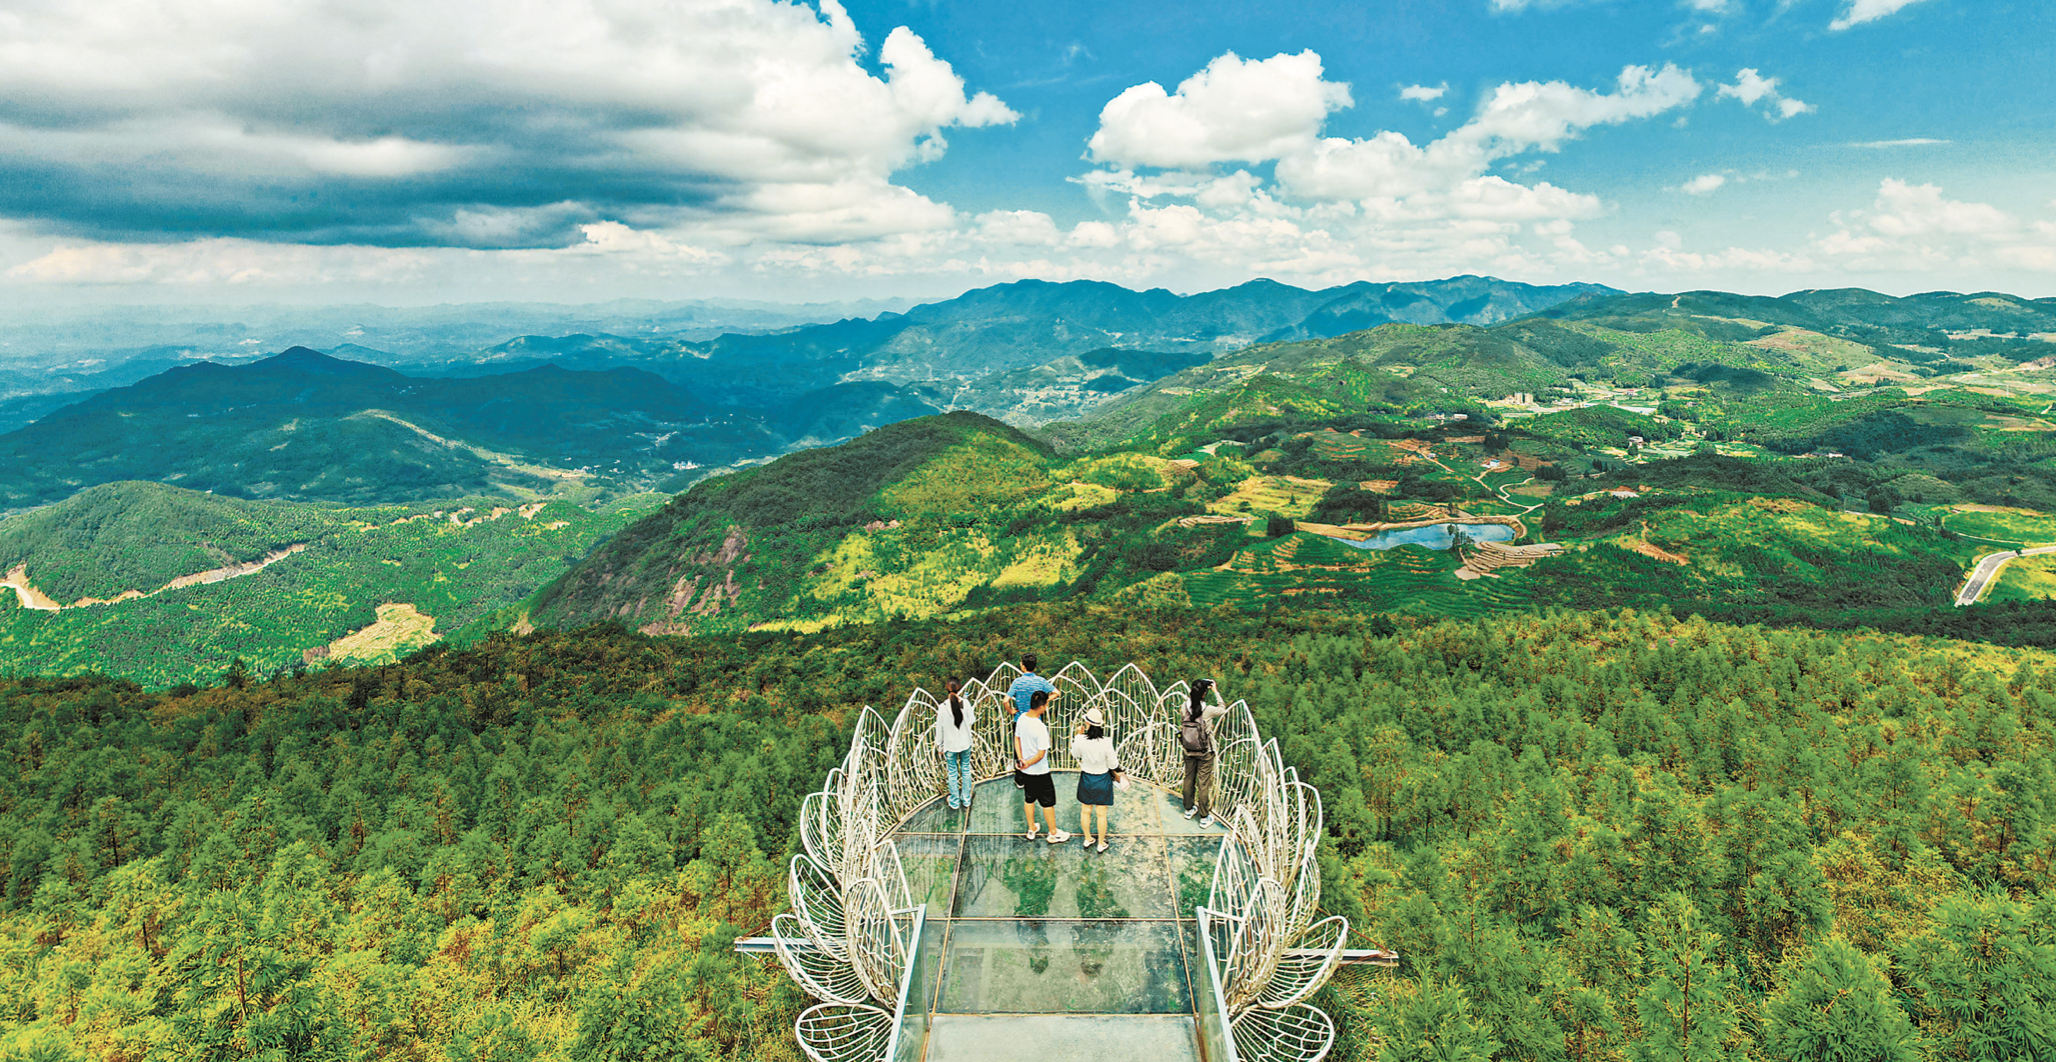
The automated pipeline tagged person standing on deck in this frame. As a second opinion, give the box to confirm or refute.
[1008,654,1058,723]
[1071,706,1123,852]
[935,678,975,811]
[1016,689,1068,843]
[1179,679,1227,828]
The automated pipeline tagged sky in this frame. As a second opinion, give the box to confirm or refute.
[0,0,2049,306]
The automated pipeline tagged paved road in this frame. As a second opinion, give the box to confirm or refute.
[1956,545,2056,606]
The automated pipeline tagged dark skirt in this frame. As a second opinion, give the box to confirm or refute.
[1077,770,1114,806]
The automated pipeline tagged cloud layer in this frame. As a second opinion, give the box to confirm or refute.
[0,0,1015,248]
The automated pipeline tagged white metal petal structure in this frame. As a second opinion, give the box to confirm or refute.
[772,913,869,1006]
[1230,1002,1337,1062]
[795,1003,896,1062]
[763,661,1351,1062]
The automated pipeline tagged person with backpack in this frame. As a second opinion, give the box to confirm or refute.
[1070,706,1123,852]
[1016,689,1068,843]
[935,677,975,811]
[1179,678,1227,828]
[1007,653,1058,723]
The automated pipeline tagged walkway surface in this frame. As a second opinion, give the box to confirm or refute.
[891,776,1226,1062]
[1956,545,2056,605]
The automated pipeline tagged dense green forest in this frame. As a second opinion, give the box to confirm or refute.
[0,604,2049,1060]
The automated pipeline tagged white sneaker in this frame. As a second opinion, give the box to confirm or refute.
[1096,842,1109,854]
[1183,806,1199,819]
[1048,830,1071,844]
[1199,815,1214,828]
[1025,827,1039,840]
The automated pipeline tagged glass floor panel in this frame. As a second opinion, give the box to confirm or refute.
[1166,835,1224,914]
[923,1014,1201,1062]
[889,776,1227,1060]
[894,834,964,918]
[902,800,971,834]
[935,920,1194,1014]
[952,834,1173,919]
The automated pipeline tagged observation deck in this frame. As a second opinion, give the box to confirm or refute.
[756,663,1353,1062]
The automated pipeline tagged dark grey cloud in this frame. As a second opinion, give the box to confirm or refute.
[0,0,1016,248]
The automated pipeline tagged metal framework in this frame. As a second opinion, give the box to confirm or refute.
[771,662,1349,1062]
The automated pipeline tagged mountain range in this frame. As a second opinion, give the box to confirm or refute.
[0,275,1618,508]
[8,277,2056,684]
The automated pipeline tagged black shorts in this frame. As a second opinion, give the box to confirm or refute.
[1019,772,1056,807]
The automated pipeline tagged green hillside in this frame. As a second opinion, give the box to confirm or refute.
[18,287,2056,690]
[0,482,344,604]
[524,399,2056,654]
[0,484,665,686]
[0,349,779,509]
[0,607,2051,1060]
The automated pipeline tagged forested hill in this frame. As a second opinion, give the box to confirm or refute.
[465,275,1619,406]
[1044,285,2056,455]
[530,410,1054,634]
[0,348,777,508]
[0,605,2051,1059]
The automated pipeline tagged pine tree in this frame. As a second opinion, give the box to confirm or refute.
[1763,937,1920,1062]
[1632,894,1742,1062]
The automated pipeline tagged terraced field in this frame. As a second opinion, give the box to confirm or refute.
[1188,532,1539,618]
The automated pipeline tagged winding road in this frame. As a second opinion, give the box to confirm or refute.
[1955,545,2056,606]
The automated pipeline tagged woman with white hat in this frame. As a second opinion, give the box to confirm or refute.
[1070,705,1124,852]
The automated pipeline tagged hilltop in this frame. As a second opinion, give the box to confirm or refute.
[428,275,1616,423]
[533,411,1062,634]
[0,348,777,508]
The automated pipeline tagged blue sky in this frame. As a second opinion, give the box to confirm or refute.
[0,0,2048,304]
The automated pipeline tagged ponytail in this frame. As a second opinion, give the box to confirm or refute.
[945,678,964,730]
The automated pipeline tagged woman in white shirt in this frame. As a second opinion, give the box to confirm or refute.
[935,678,976,810]
[1070,706,1124,852]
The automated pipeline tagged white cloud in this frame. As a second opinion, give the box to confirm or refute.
[1086,51,1351,170]
[1681,173,1727,195]
[974,210,1065,247]
[4,240,440,287]
[1067,55,1703,287]
[1850,138,1950,148]
[1718,69,1812,121]
[1642,241,1817,275]
[1831,0,1930,31]
[1864,179,2012,238]
[0,0,1016,247]
[1400,83,1449,102]
[1813,179,2056,274]
[1273,63,1701,202]
[1718,69,1777,106]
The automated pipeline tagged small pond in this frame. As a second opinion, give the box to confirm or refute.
[1333,523,1515,551]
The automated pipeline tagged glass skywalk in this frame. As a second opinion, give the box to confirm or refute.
[769,663,1348,1062]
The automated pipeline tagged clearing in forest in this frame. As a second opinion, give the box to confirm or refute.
[1205,475,1331,519]
[1943,506,2056,546]
[325,603,439,664]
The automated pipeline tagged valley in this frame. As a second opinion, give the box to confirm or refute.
[6,279,2056,687]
